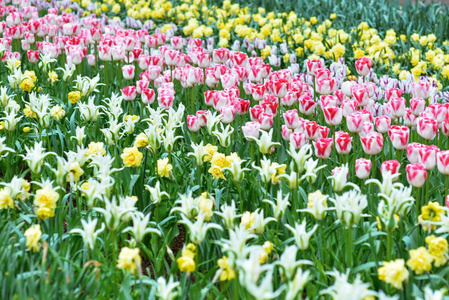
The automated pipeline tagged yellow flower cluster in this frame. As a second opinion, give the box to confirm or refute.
[205,146,241,181]
[24,224,42,252]
[217,256,235,281]
[378,259,409,289]
[117,247,141,275]
[157,157,173,177]
[177,243,196,273]
[121,146,143,167]
[34,186,60,219]
[418,201,445,231]
[259,241,274,264]
[18,70,37,93]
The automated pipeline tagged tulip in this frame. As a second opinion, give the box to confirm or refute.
[323,106,343,126]
[141,88,155,105]
[381,159,400,176]
[388,97,406,118]
[355,57,372,76]
[437,150,449,175]
[384,88,403,101]
[355,158,372,179]
[335,131,352,154]
[241,122,260,141]
[316,77,336,95]
[352,86,370,106]
[341,99,358,117]
[121,86,137,101]
[417,117,439,140]
[121,65,135,80]
[187,115,201,132]
[313,138,333,159]
[360,132,383,155]
[219,106,236,124]
[298,94,316,115]
[346,112,364,133]
[410,98,426,116]
[406,163,427,188]
[258,113,274,130]
[411,80,431,99]
[375,116,391,133]
[306,58,323,75]
[283,109,301,129]
[281,125,293,141]
[388,125,409,150]
[290,132,307,150]
[304,121,319,140]
[403,109,417,127]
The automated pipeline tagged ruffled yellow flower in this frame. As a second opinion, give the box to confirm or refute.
[157,157,173,177]
[240,211,255,230]
[198,194,214,221]
[0,188,14,210]
[134,132,149,148]
[217,256,235,281]
[117,247,141,275]
[34,186,59,209]
[307,190,327,209]
[68,91,81,104]
[19,78,35,92]
[67,162,84,182]
[121,146,143,167]
[23,105,37,118]
[208,164,225,180]
[86,142,106,157]
[426,235,448,267]
[50,105,65,120]
[24,224,42,252]
[48,71,58,84]
[211,152,229,168]
[177,246,196,273]
[36,207,55,219]
[203,144,218,162]
[378,259,409,289]
[407,247,433,274]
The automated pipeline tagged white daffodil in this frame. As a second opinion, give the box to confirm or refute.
[187,141,207,166]
[263,190,290,220]
[321,269,377,300]
[252,157,275,184]
[155,276,180,300]
[276,245,312,279]
[0,86,14,108]
[329,190,369,227]
[171,191,198,219]
[223,157,250,182]
[145,181,169,205]
[212,123,234,148]
[22,141,56,174]
[0,136,14,159]
[215,201,241,230]
[366,171,402,197]
[122,212,161,243]
[94,196,134,231]
[70,218,105,250]
[285,220,318,250]
[287,143,313,173]
[378,185,414,217]
[252,129,280,154]
[327,164,360,192]
[57,63,76,81]
[78,96,105,122]
[179,213,222,244]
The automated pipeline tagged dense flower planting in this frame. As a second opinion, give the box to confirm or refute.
[1,0,449,299]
